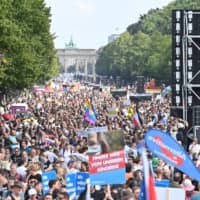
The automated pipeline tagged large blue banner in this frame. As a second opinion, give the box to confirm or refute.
[145,129,200,181]
[42,170,57,194]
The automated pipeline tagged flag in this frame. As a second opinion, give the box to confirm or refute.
[107,107,118,118]
[139,147,157,200]
[84,97,96,125]
[161,86,172,96]
[132,111,142,127]
[128,105,135,119]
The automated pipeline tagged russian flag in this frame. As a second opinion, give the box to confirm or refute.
[139,147,157,200]
[132,111,142,127]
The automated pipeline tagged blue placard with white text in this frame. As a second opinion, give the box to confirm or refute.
[42,170,57,194]
[66,173,76,200]
[76,172,89,196]
[66,172,89,199]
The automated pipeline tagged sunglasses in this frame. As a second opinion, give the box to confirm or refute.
[29,180,37,184]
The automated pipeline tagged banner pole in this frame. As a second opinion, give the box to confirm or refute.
[166,188,170,200]
[86,178,91,200]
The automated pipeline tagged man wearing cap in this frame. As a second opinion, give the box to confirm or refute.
[27,188,37,200]
[5,181,24,200]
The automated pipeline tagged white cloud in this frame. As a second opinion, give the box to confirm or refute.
[73,0,95,15]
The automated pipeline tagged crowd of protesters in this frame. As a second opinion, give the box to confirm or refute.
[0,79,199,200]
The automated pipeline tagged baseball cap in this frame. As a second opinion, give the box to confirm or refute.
[28,188,37,196]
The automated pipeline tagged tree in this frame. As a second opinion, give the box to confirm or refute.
[0,0,59,91]
[96,0,200,84]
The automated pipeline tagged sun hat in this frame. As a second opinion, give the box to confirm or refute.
[181,179,195,191]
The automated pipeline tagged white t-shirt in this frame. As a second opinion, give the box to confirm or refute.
[17,165,27,178]
[189,143,200,155]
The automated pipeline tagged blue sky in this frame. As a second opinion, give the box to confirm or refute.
[45,0,173,49]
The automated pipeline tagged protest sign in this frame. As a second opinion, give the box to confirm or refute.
[107,107,118,118]
[76,172,89,196]
[77,130,89,137]
[77,126,108,137]
[145,129,200,182]
[42,170,57,194]
[88,126,108,133]
[89,150,126,185]
[66,173,76,200]
[88,131,126,185]
[155,179,170,187]
[10,103,28,114]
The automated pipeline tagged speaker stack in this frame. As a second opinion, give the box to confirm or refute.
[171,10,200,127]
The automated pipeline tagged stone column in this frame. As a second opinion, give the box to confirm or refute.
[92,59,96,82]
[64,57,68,73]
[75,59,79,80]
[84,59,88,80]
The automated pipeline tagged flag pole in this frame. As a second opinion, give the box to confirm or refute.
[86,178,91,200]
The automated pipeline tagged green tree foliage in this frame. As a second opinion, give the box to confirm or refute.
[96,32,135,79]
[96,0,200,84]
[0,0,59,91]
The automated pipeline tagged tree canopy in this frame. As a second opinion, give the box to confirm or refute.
[0,0,59,92]
[96,0,200,84]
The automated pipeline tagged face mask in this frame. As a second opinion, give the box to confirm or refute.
[88,145,102,155]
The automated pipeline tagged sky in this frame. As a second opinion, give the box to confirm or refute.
[45,0,173,50]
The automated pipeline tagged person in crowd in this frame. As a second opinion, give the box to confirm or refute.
[56,167,67,188]
[8,129,20,150]
[16,159,27,180]
[35,182,43,200]
[169,171,182,188]
[121,189,135,200]
[189,137,200,156]
[8,163,23,182]
[48,180,61,199]
[43,193,53,200]
[132,186,140,200]
[57,191,70,200]
[181,178,196,200]
[27,188,37,200]
[5,181,24,200]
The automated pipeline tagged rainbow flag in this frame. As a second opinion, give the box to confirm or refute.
[84,97,97,125]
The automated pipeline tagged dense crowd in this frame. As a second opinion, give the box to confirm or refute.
[0,81,199,200]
